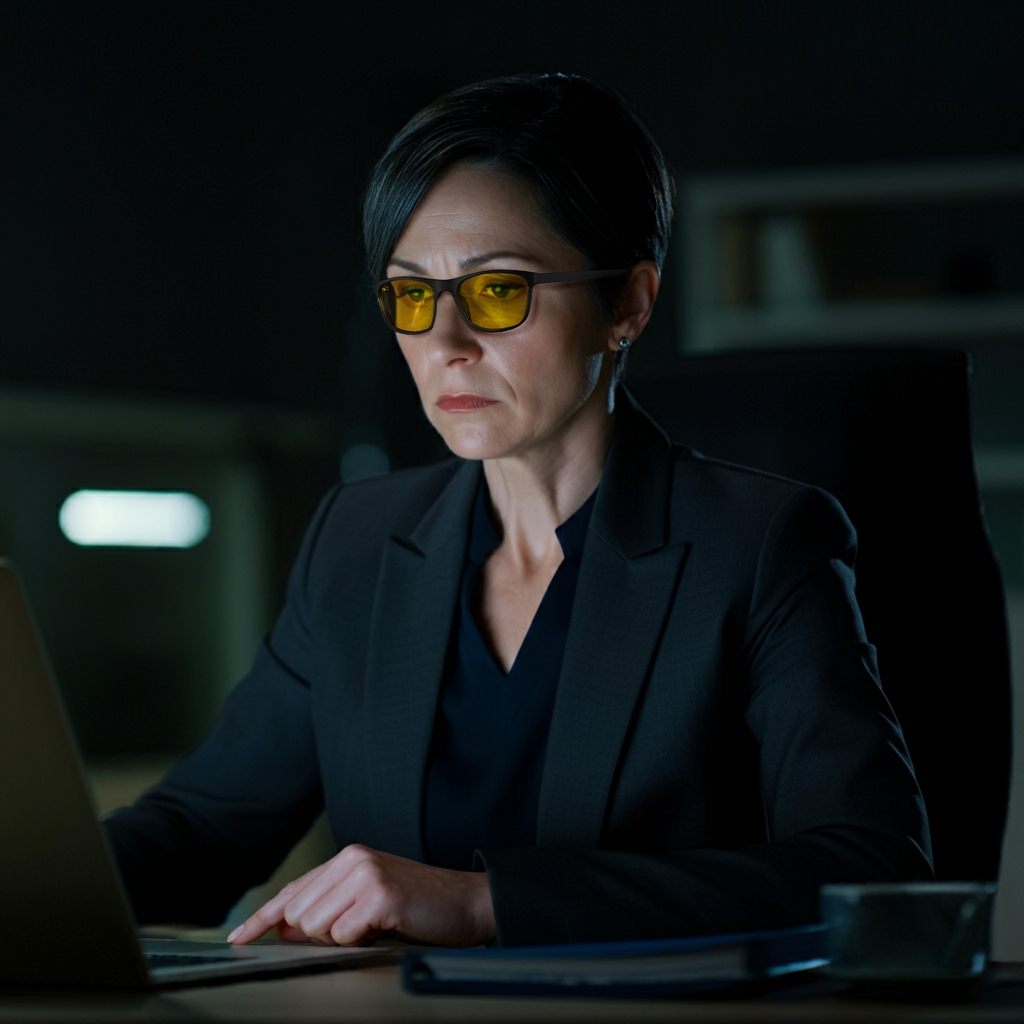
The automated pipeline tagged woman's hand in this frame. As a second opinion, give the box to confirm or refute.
[226,844,496,948]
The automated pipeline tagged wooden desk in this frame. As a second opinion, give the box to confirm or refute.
[3,963,1024,1024]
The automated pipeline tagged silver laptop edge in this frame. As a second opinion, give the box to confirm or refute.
[0,560,383,988]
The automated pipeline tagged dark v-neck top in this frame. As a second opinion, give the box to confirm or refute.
[423,478,598,871]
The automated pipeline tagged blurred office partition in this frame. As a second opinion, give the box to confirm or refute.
[0,388,339,764]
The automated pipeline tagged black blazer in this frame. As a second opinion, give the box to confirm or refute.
[106,391,933,945]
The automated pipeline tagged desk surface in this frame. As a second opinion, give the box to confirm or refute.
[3,963,1024,1024]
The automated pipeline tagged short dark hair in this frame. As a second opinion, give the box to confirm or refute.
[362,73,675,320]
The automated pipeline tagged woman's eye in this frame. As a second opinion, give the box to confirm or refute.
[399,287,426,302]
[485,283,517,300]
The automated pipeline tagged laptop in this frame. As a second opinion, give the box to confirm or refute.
[0,560,387,987]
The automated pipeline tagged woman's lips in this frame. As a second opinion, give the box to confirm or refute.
[436,394,498,412]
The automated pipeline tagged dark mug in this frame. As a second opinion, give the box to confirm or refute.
[819,881,996,980]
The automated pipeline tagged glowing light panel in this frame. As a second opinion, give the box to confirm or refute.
[59,490,210,548]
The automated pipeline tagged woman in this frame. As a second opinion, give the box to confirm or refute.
[106,74,931,948]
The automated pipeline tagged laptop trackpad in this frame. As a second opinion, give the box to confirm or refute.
[140,937,258,963]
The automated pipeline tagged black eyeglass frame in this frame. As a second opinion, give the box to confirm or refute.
[375,268,630,335]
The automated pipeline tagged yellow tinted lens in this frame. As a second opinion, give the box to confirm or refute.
[381,279,435,332]
[457,273,529,330]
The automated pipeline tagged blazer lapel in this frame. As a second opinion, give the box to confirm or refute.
[364,459,481,859]
[537,391,689,847]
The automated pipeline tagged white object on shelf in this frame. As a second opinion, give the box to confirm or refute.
[681,159,1024,352]
[758,215,824,312]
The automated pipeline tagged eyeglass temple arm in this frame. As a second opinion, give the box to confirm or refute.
[531,269,631,284]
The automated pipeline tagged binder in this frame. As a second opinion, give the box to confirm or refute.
[403,923,828,997]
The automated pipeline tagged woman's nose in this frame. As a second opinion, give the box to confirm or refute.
[425,291,483,366]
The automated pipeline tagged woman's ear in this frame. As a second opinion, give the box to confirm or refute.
[607,260,661,352]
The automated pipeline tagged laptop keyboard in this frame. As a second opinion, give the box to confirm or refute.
[145,953,237,969]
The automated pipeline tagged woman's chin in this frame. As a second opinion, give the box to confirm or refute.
[434,422,520,462]
[440,436,509,462]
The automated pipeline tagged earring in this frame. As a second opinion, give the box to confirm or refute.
[618,337,631,349]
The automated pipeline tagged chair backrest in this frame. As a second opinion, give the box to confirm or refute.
[626,347,1011,882]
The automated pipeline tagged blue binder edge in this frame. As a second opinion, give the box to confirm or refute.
[402,923,829,997]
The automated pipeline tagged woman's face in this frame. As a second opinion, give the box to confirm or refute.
[387,163,618,462]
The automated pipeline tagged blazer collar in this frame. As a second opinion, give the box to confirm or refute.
[536,389,688,848]
[363,458,480,860]
[404,458,482,556]
[591,386,675,558]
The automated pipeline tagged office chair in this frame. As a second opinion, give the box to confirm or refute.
[626,347,1011,883]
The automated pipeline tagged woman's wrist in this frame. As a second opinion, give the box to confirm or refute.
[469,870,497,945]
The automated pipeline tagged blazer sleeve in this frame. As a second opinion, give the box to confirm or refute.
[477,486,934,945]
[102,484,344,927]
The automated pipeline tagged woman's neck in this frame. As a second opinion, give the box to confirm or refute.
[482,397,615,565]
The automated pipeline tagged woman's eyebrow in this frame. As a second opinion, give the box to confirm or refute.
[388,258,427,273]
[460,250,539,270]
[387,250,541,275]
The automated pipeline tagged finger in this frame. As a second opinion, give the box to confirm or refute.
[227,861,332,944]
[330,899,384,947]
[277,852,362,927]
[275,921,308,942]
[332,919,382,947]
[227,877,307,944]
[286,879,361,942]
[328,872,395,946]
[228,901,285,945]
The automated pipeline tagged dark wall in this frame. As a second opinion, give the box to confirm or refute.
[3,1,1024,433]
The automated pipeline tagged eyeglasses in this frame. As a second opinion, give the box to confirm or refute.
[376,269,629,335]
